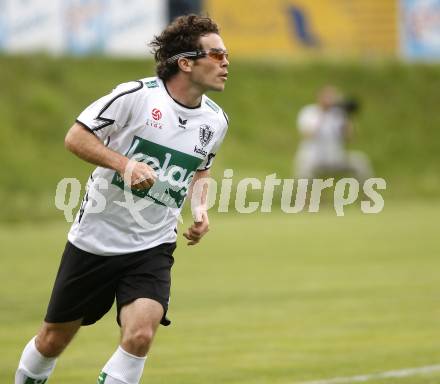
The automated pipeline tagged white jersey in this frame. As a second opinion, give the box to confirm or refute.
[68,77,228,256]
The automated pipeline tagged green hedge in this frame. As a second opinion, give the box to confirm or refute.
[1,55,439,221]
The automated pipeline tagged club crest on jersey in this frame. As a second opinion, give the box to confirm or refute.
[199,124,214,147]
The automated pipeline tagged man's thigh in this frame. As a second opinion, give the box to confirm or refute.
[45,242,120,326]
[120,298,164,331]
[115,242,176,327]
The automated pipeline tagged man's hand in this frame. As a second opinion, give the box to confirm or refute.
[183,210,209,246]
[121,159,157,190]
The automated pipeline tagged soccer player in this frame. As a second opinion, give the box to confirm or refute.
[15,14,229,384]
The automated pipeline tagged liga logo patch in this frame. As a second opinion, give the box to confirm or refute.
[112,136,202,208]
[151,108,162,121]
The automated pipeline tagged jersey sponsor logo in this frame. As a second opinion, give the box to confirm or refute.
[178,116,187,129]
[145,80,159,88]
[194,145,208,156]
[199,124,214,147]
[112,136,203,208]
[152,108,162,121]
[205,98,220,113]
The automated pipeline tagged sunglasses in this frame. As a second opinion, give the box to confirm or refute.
[167,48,229,64]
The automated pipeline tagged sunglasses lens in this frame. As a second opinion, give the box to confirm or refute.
[208,51,228,61]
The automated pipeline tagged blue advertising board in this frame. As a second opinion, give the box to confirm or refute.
[0,0,7,49]
[401,0,440,60]
[62,0,107,55]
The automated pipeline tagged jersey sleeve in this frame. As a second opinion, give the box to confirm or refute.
[297,105,320,136]
[76,81,143,142]
[197,111,229,171]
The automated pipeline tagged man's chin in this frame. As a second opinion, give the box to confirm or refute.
[209,83,226,92]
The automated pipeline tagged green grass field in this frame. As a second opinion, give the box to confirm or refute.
[2,202,439,383]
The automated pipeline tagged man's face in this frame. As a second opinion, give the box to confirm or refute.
[318,86,341,110]
[190,33,229,92]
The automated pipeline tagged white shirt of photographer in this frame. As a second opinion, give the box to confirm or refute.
[295,104,347,177]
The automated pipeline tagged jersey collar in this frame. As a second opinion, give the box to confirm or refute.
[158,78,205,115]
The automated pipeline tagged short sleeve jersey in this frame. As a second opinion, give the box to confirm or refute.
[68,77,228,256]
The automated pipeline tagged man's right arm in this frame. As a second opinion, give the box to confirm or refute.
[65,123,156,190]
[297,105,319,139]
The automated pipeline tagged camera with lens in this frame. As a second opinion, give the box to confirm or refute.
[335,98,360,115]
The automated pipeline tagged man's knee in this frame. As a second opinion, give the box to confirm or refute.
[36,322,80,357]
[36,331,69,358]
[122,326,155,353]
[119,298,164,356]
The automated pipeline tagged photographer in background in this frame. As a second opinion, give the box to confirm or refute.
[294,85,373,183]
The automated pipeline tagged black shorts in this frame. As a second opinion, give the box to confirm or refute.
[45,241,176,326]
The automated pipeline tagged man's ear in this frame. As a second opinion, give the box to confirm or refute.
[177,58,193,73]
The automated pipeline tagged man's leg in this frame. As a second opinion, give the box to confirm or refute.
[98,298,163,384]
[294,149,317,179]
[15,319,82,384]
[346,150,373,184]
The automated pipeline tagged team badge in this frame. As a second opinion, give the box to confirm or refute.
[199,124,214,147]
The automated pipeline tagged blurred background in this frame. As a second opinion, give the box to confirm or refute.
[1,0,439,221]
[1,1,440,383]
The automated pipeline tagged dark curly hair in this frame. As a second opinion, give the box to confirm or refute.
[149,14,220,81]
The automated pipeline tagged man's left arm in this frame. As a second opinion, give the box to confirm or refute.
[183,169,210,246]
